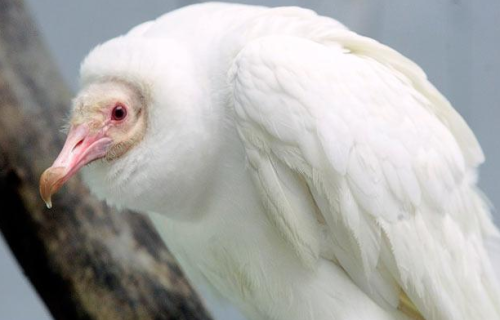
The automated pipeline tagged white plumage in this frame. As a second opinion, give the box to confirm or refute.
[43,3,500,320]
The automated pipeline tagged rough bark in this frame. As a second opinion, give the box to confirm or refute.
[0,1,212,319]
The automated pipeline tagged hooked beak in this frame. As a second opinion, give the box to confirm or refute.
[40,124,112,208]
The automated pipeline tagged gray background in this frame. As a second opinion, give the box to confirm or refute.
[1,1,499,319]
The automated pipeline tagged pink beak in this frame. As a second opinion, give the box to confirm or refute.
[39,124,112,208]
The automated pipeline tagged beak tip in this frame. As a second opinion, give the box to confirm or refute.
[44,199,52,209]
[40,187,53,209]
[39,167,65,209]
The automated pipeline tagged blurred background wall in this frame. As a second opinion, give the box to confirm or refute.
[1,1,498,319]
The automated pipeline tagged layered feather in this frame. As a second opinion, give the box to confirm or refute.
[230,31,500,319]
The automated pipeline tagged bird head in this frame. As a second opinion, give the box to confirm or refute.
[39,37,221,213]
[40,80,148,208]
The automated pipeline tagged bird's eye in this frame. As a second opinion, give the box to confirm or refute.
[112,104,127,121]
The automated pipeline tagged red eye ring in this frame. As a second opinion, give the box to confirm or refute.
[112,104,127,121]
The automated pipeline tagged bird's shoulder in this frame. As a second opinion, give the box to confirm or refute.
[230,32,500,319]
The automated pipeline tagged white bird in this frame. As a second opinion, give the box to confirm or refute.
[40,3,500,320]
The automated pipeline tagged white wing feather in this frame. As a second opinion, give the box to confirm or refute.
[230,31,500,320]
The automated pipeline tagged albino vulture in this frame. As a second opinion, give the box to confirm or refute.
[40,3,500,320]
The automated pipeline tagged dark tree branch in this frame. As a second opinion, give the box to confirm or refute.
[0,1,212,319]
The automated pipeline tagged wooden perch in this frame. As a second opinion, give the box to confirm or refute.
[0,0,212,319]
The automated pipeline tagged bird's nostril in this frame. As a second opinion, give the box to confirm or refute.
[72,139,84,152]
